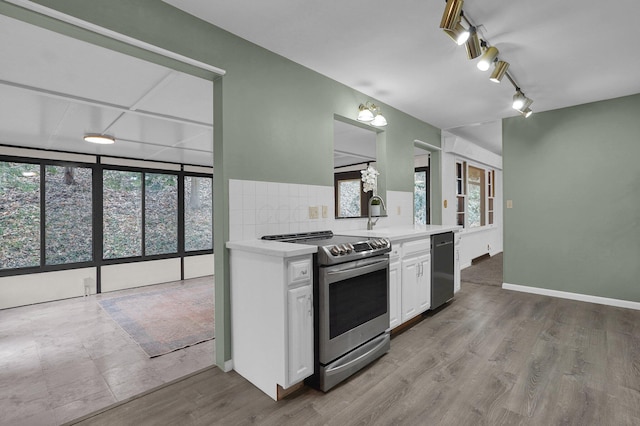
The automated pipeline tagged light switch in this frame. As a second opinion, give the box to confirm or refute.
[397,206,401,215]
[322,205,328,218]
[506,200,513,209]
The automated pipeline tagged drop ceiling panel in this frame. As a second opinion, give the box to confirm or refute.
[0,14,214,167]
[135,72,214,125]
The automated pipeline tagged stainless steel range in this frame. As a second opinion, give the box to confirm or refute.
[263,230,391,391]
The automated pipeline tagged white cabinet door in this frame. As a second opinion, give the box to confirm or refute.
[389,259,401,329]
[287,284,313,385]
[401,257,419,322]
[417,254,431,312]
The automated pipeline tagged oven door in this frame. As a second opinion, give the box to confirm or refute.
[318,254,389,364]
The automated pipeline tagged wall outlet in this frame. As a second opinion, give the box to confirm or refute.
[397,206,401,215]
[322,205,328,218]
[506,200,513,209]
[487,244,491,252]
[309,206,319,219]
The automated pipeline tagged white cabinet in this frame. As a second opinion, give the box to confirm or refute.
[287,284,313,384]
[400,239,431,323]
[388,245,401,329]
[229,250,314,400]
[417,254,431,312]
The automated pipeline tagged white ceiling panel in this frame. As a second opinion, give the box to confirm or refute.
[0,14,214,167]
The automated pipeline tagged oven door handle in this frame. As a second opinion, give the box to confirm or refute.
[324,257,389,283]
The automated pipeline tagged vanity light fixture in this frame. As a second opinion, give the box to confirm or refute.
[438,1,534,117]
[357,103,375,122]
[83,133,115,144]
[358,102,388,127]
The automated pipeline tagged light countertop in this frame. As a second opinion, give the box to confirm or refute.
[226,239,317,258]
[338,225,461,242]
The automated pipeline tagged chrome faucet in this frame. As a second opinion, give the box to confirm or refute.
[367,195,386,230]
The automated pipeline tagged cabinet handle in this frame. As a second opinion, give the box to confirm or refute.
[307,295,312,317]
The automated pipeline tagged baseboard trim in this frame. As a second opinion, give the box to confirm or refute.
[502,283,640,311]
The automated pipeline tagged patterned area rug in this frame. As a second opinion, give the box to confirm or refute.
[98,282,214,357]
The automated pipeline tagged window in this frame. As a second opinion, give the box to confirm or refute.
[184,176,213,251]
[487,170,495,225]
[0,161,40,270]
[414,167,430,225]
[103,170,143,259]
[145,173,178,256]
[467,166,486,228]
[45,165,93,265]
[455,161,495,229]
[455,161,466,227]
[334,170,371,218]
[0,152,214,277]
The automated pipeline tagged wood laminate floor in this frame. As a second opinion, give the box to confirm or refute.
[70,279,640,426]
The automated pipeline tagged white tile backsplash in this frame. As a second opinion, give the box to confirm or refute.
[228,179,414,241]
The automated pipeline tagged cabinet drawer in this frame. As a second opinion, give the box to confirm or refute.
[288,258,312,285]
[402,239,430,256]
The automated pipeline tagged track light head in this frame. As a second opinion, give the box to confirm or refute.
[477,46,498,71]
[465,27,481,59]
[443,22,470,45]
[440,0,464,31]
[489,60,509,83]
[520,108,533,118]
[512,90,525,110]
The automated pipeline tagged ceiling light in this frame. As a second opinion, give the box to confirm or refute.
[443,22,470,45]
[465,27,481,59]
[357,104,374,122]
[84,134,115,144]
[520,108,533,118]
[489,60,509,83]
[371,110,388,127]
[512,90,526,110]
[477,46,498,71]
[440,0,464,31]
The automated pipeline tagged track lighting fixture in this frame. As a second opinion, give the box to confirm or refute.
[489,60,509,83]
[357,102,388,127]
[477,46,498,71]
[465,26,481,59]
[443,22,470,45]
[438,1,534,117]
[439,0,464,31]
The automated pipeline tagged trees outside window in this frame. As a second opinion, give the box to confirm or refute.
[0,162,40,269]
[145,173,178,255]
[45,165,93,265]
[184,176,213,252]
[103,170,142,259]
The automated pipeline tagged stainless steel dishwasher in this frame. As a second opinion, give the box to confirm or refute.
[431,232,455,309]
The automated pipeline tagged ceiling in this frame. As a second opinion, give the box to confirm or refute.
[0,14,214,167]
[163,0,640,155]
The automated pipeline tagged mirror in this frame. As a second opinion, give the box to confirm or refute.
[333,118,382,218]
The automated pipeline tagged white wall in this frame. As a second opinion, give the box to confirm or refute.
[0,254,213,309]
[441,133,503,269]
[228,178,414,241]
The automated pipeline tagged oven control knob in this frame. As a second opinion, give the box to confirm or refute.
[339,244,348,254]
[346,243,354,253]
[372,239,381,248]
[330,246,340,256]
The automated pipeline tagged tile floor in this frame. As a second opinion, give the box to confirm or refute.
[0,277,215,426]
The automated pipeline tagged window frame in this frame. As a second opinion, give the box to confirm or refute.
[333,170,372,218]
[0,150,213,279]
[455,159,496,230]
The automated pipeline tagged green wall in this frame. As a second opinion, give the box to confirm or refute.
[3,0,443,369]
[503,93,640,302]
